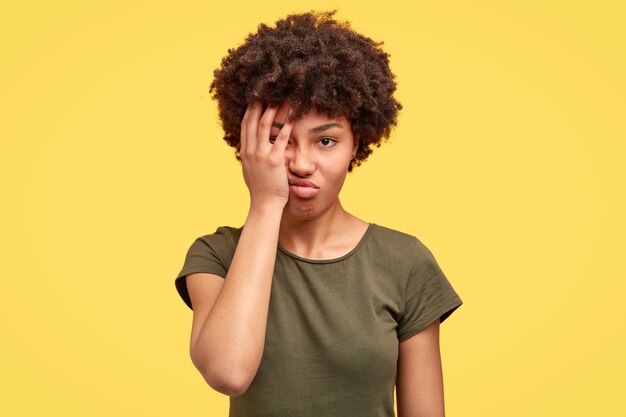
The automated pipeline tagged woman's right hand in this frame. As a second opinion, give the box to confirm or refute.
[240,100,294,210]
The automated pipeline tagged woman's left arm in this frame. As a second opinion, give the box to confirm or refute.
[396,319,446,417]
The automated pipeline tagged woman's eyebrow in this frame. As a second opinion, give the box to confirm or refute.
[271,121,343,133]
[309,122,343,133]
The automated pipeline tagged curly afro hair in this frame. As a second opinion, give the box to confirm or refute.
[209,9,402,172]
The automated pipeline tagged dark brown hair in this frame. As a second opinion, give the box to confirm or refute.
[209,9,402,171]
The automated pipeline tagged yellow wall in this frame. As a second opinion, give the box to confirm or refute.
[1,1,624,416]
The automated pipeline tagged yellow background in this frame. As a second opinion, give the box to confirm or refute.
[1,1,624,416]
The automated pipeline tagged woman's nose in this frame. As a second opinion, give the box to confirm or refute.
[286,146,315,176]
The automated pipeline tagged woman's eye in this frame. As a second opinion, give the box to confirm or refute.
[269,136,277,144]
[318,137,337,147]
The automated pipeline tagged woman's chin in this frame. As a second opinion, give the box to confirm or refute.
[283,196,342,222]
[283,200,317,220]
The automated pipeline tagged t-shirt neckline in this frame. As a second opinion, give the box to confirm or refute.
[277,223,376,264]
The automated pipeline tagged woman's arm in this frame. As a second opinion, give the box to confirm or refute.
[396,319,446,417]
[188,205,283,396]
[188,101,294,397]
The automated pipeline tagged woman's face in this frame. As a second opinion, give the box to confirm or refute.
[270,101,358,221]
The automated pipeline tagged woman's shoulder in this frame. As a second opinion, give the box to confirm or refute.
[195,225,243,250]
[212,225,243,239]
[368,223,434,259]
[370,223,419,245]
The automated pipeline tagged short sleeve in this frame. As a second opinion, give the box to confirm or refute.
[174,231,232,311]
[396,237,464,342]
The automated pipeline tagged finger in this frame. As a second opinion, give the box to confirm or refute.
[245,100,264,155]
[271,109,295,156]
[256,104,279,154]
[240,103,251,156]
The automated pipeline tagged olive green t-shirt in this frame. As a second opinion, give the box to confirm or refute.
[174,223,463,417]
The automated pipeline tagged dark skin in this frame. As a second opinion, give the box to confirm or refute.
[186,100,448,415]
[185,99,367,397]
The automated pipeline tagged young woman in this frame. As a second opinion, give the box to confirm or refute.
[175,10,463,417]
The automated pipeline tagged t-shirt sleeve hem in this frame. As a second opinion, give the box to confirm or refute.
[174,267,227,311]
[397,295,463,342]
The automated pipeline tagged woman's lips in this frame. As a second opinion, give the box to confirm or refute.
[288,178,319,198]
[289,184,319,198]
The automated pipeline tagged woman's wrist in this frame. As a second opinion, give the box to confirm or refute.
[248,199,286,219]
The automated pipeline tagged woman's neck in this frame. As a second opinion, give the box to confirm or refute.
[278,200,367,259]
